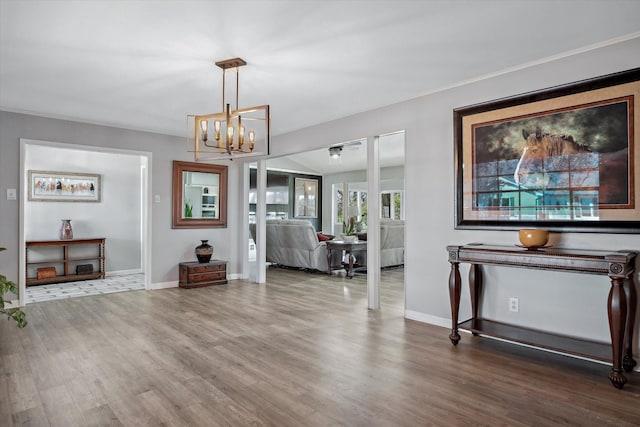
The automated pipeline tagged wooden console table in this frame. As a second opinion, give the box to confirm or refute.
[26,238,106,286]
[447,243,638,389]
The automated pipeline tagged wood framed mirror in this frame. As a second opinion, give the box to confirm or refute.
[172,160,228,228]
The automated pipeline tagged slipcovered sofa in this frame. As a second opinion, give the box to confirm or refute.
[380,219,404,267]
[265,219,341,271]
[356,219,404,268]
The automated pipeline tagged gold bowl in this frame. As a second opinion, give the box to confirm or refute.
[518,229,549,248]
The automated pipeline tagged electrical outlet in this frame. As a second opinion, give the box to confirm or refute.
[509,297,519,312]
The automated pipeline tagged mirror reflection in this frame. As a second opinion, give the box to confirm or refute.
[182,171,220,219]
[172,161,227,228]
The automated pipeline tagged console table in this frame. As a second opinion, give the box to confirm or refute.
[26,238,106,286]
[447,243,638,389]
[326,240,367,278]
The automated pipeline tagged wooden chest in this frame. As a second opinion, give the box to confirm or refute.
[179,260,227,288]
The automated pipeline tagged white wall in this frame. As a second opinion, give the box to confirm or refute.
[24,143,142,272]
[269,37,640,356]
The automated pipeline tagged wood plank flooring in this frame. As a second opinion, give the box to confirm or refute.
[1,266,639,426]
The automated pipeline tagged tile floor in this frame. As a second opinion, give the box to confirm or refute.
[25,272,145,304]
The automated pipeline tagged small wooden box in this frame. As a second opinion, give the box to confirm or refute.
[36,266,56,279]
[76,264,94,275]
[179,260,227,288]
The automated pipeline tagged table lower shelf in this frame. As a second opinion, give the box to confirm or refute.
[26,272,105,286]
[458,318,612,363]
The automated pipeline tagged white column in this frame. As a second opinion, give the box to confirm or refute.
[18,141,26,306]
[239,163,250,279]
[366,135,380,310]
[141,156,152,290]
[255,159,267,283]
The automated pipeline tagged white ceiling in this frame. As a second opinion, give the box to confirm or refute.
[267,133,406,175]
[1,0,639,142]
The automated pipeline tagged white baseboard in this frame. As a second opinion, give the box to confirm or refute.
[4,300,20,309]
[404,310,450,328]
[149,281,178,290]
[227,273,242,280]
[107,269,143,276]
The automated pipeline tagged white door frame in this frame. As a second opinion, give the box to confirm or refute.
[241,131,405,312]
[366,135,381,309]
[19,138,152,305]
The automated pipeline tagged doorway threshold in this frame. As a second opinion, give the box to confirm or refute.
[25,273,145,304]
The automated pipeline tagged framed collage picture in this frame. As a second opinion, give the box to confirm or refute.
[28,170,101,202]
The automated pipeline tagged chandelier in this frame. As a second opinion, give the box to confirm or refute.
[188,58,270,161]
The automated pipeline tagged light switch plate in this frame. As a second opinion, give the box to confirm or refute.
[7,188,17,200]
[154,195,161,203]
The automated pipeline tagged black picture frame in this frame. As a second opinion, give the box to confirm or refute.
[454,68,640,233]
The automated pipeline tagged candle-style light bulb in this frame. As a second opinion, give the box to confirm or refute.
[248,130,255,151]
[227,125,234,148]
[200,120,208,142]
[239,125,245,149]
[214,120,221,141]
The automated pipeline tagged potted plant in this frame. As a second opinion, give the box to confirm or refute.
[341,217,358,243]
[0,247,27,328]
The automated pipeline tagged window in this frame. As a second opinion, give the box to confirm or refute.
[294,178,318,218]
[334,185,344,224]
[348,189,367,228]
[474,153,601,220]
[381,191,403,219]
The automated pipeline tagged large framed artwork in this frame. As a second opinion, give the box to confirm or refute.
[294,177,318,218]
[28,170,101,202]
[454,68,640,233]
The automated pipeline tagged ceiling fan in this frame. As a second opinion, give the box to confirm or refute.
[328,140,362,158]
[339,141,363,150]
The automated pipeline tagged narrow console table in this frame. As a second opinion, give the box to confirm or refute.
[26,238,106,286]
[179,260,227,288]
[447,243,638,389]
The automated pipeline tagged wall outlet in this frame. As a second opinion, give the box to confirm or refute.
[509,297,519,312]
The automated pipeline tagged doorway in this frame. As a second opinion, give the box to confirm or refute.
[378,131,406,314]
[19,139,151,305]
[244,131,406,313]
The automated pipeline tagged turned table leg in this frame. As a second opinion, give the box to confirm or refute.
[622,278,638,372]
[469,264,483,326]
[607,277,628,389]
[346,250,354,279]
[449,261,461,345]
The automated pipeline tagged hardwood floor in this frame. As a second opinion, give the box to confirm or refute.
[1,266,638,426]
